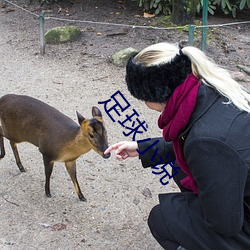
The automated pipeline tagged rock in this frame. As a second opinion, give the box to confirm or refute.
[231,71,247,82]
[112,47,138,67]
[39,223,50,228]
[51,223,67,231]
[142,187,152,198]
[45,26,82,44]
[133,197,140,205]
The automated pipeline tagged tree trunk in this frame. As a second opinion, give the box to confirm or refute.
[171,0,198,25]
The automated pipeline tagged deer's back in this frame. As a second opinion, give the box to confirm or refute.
[0,94,79,147]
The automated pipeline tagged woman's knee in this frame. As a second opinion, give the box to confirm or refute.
[148,204,161,233]
[148,204,171,241]
[148,204,179,250]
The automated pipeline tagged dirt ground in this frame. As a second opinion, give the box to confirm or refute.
[0,0,249,249]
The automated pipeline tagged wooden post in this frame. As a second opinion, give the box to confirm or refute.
[39,11,45,55]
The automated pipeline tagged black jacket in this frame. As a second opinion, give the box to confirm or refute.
[138,84,250,249]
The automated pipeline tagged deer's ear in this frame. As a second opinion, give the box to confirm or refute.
[76,111,85,125]
[92,106,102,118]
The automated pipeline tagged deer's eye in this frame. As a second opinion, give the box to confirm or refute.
[89,133,94,139]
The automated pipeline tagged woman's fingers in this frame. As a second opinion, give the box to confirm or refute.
[104,142,125,154]
[115,143,128,155]
[104,141,138,160]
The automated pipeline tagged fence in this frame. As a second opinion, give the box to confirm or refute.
[2,0,250,55]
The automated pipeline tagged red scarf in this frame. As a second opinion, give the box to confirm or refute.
[158,73,200,194]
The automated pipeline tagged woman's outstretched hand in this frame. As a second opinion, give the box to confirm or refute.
[104,141,139,160]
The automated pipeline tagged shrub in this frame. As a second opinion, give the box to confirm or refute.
[135,0,250,17]
[135,0,172,15]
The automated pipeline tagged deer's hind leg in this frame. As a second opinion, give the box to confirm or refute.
[10,141,26,172]
[65,161,86,202]
[0,126,5,159]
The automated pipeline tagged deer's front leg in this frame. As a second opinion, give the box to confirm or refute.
[65,160,86,202]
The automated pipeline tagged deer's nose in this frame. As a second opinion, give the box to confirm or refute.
[103,152,111,159]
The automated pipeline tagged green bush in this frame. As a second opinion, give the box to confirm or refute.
[196,0,216,15]
[135,0,172,15]
[135,0,250,17]
[212,0,250,17]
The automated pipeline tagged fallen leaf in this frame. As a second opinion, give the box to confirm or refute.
[143,12,155,18]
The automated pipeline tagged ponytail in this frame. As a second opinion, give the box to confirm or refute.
[182,46,250,112]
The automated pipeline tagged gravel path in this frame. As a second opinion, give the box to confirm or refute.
[0,1,249,249]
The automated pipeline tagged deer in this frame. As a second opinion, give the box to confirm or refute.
[0,94,111,202]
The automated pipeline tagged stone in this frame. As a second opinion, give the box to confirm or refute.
[45,26,82,44]
[112,47,138,67]
[141,187,152,198]
[0,0,6,8]
[231,71,247,82]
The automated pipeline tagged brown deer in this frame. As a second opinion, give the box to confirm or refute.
[0,94,110,201]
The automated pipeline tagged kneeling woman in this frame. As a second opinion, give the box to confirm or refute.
[105,42,250,249]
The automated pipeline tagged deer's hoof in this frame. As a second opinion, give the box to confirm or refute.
[79,196,87,202]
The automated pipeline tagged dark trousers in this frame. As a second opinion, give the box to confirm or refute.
[148,168,188,250]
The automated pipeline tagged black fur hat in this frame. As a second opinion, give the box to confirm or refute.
[125,52,192,103]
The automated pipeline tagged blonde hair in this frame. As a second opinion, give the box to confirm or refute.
[134,42,250,113]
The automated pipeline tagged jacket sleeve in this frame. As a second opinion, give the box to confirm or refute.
[137,137,176,168]
[185,136,248,237]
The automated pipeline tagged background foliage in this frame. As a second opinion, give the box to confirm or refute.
[38,0,250,18]
[135,0,250,17]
